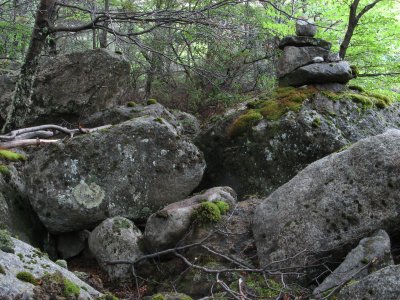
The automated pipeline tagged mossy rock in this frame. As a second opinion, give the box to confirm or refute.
[126,101,137,107]
[0,229,15,253]
[229,86,317,138]
[96,292,119,300]
[33,271,81,298]
[150,293,192,300]
[214,200,230,214]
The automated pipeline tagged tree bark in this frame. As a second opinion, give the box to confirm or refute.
[99,0,109,48]
[2,0,56,132]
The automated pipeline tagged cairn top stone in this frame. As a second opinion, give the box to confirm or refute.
[279,35,331,50]
[296,19,317,37]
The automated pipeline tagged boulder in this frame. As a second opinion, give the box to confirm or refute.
[277,46,330,78]
[338,265,400,299]
[143,187,237,252]
[56,230,90,259]
[197,90,400,198]
[25,112,206,233]
[0,166,47,248]
[313,230,393,296]
[1,49,131,126]
[137,198,261,297]
[278,36,331,50]
[295,19,317,37]
[252,130,400,275]
[0,235,101,299]
[83,103,200,139]
[279,61,353,86]
[88,217,143,281]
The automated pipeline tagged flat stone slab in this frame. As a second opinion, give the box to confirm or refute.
[279,61,353,86]
[279,36,331,50]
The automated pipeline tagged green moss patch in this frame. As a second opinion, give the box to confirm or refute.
[0,264,5,274]
[0,229,14,253]
[229,86,317,138]
[63,278,80,297]
[147,99,158,105]
[33,271,81,298]
[0,149,26,161]
[0,164,9,175]
[215,201,230,215]
[112,217,132,234]
[96,292,119,300]
[126,101,137,107]
[324,88,393,109]
[16,271,39,285]
[193,202,221,224]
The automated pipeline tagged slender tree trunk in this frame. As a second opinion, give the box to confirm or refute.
[2,0,56,132]
[99,0,109,48]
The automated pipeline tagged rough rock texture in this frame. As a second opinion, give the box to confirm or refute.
[313,230,393,296]
[1,49,131,126]
[0,166,46,247]
[137,198,261,297]
[25,112,206,233]
[295,20,317,37]
[0,73,17,126]
[197,92,400,198]
[88,217,143,281]
[56,230,90,259]
[279,61,353,86]
[0,237,101,299]
[252,130,400,274]
[84,103,201,139]
[143,186,237,252]
[279,36,331,50]
[277,46,330,78]
[338,265,400,299]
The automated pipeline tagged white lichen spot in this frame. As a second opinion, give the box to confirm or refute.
[160,149,168,156]
[70,159,79,176]
[73,181,105,209]
[141,138,149,143]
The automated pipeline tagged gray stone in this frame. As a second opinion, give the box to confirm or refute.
[56,230,90,259]
[252,130,400,274]
[88,217,143,281]
[1,49,131,126]
[338,265,400,300]
[277,46,330,78]
[296,19,317,37]
[55,259,68,269]
[313,230,393,296]
[0,166,47,248]
[143,186,237,252]
[197,92,400,198]
[279,36,331,50]
[25,112,206,233]
[279,61,353,86]
[0,237,101,299]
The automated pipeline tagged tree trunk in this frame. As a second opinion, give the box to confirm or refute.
[2,0,56,132]
[99,0,109,48]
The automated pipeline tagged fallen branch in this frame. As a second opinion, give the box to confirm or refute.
[0,124,112,148]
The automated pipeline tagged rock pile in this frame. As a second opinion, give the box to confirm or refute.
[277,19,353,87]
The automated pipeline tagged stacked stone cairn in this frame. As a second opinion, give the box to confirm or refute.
[277,19,354,87]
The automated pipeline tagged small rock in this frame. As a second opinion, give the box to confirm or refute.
[55,259,68,269]
[312,56,324,63]
[279,36,331,50]
[313,230,393,296]
[88,217,143,281]
[296,19,317,37]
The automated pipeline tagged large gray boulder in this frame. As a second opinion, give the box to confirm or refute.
[252,130,400,274]
[197,91,400,198]
[143,186,237,252]
[277,46,330,78]
[0,235,101,299]
[338,265,400,299]
[88,217,143,281]
[25,112,206,233]
[1,49,131,126]
[313,230,393,296]
[279,61,353,86]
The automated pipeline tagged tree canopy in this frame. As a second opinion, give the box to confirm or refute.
[0,0,399,125]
